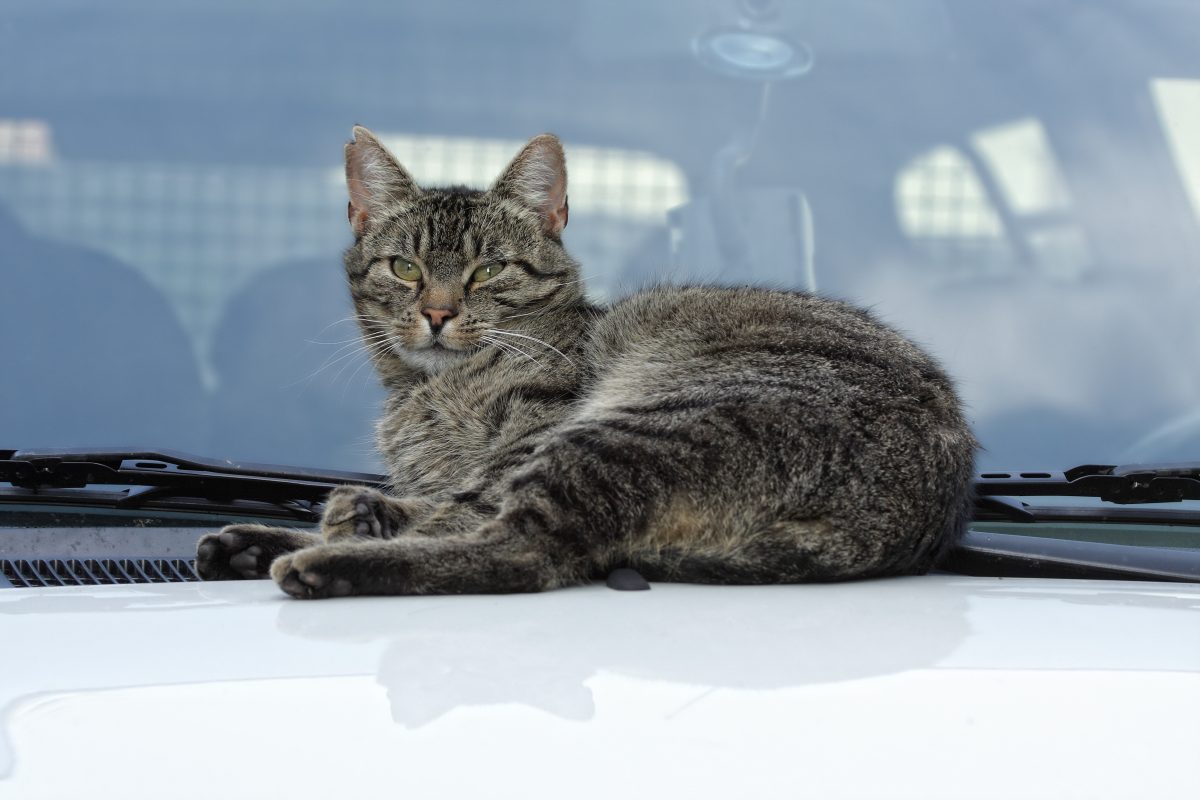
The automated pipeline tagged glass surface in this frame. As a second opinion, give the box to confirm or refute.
[971,521,1200,550]
[3,0,1199,473]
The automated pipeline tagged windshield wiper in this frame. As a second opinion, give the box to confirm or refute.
[0,448,387,523]
[973,462,1200,526]
[975,462,1200,504]
[958,462,1200,582]
[2,450,1198,581]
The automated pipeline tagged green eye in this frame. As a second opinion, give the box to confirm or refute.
[391,258,421,282]
[471,263,505,283]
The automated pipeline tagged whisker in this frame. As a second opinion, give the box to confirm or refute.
[305,316,364,342]
[307,333,376,346]
[310,331,393,363]
[327,333,394,381]
[284,334,390,389]
[337,335,397,397]
[291,330,394,382]
[485,329,574,365]
[341,342,391,398]
[481,335,539,365]
[484,335,540,364]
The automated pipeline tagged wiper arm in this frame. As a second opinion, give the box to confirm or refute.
[0,448,387,522]
[975,462,1200,504]
[956,462,1200,583]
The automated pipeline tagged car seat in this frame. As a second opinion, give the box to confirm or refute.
[208,256,385,472]
[0,203,206,452]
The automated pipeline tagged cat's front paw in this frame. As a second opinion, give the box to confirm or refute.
[196,524,318,580]
[321,485,422,542]
[270,545,360,599]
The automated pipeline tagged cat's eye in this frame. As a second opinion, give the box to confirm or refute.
[391,258,422,282]
[471,263,505,283]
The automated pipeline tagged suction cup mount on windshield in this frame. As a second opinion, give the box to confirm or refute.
[692,0,814,82]
[677,0,817,291]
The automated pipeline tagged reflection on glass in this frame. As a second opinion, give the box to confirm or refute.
[1,0,1198,472]
[1152,77,1200,221]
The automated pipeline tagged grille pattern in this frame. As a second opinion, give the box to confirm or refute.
[2,557,201,587]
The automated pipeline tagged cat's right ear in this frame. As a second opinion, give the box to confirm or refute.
[345,126,420,237]
[491,134,569,235]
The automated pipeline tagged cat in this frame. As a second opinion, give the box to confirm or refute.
[196,126,977,599]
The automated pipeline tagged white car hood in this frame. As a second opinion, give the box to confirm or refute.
[2,575,1198,799]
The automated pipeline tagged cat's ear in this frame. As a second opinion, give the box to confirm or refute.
[345,125,420,237]
[491,134,569,235]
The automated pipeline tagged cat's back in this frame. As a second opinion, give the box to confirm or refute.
[587,285,963,427]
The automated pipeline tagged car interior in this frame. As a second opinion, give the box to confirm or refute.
[3,0,1199,475]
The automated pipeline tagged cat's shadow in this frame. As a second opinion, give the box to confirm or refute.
[274,579,971,728]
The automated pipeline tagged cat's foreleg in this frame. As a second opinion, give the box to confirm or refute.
[268,520,577,598]
[267,419,668,598]
[196,486,438,580]
[319,485,438,542]
[196,524,320,580]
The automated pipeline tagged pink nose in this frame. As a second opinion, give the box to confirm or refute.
[422,306,458,331]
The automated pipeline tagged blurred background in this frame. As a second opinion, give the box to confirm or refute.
[2,0,1199,472]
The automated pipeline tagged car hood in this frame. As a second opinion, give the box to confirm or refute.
[2,575,1198,799]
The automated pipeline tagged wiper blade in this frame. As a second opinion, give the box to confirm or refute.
[956,463,1200,583]
[0,448,386,522]
[975,462,1200,505]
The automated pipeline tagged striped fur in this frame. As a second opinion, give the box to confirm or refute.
[196,129,977,598]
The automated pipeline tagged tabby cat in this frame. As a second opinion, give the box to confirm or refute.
[195,127,977,599]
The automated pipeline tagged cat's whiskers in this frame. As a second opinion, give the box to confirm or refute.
[321,327,397,380]
[312,331,392,366]
[285,329,395,388]
[304,315,367,343]
[308,333,375,346]
[338,333,402,398]
[294,315,392,379]
[490,334,544,364]
[480,334,540,365]
[485,329,574,365]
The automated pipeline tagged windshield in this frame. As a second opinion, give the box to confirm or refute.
[3,0,1199,473]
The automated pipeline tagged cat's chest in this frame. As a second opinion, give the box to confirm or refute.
[376,367,513,492]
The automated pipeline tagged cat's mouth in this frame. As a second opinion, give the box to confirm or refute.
[395,339,464,355]
[392,331,467,354]
[422,338,468,353]
[391,336,472,374]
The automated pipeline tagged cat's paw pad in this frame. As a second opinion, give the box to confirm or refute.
[196,527,271,580]
[270,548,356,600]
[322,486,407,541]
[196,525,313,581]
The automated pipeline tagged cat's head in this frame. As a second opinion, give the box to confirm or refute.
[342,127,582,376]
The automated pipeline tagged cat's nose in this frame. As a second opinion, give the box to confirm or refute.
[422,306,458,333]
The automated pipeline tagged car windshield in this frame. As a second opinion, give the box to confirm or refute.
[3,0,1199,474]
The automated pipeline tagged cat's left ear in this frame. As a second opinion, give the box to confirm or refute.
[491,134,569,235]
[345,125,421,237]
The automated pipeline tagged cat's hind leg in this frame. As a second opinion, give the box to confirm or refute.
[196,524,319,580]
